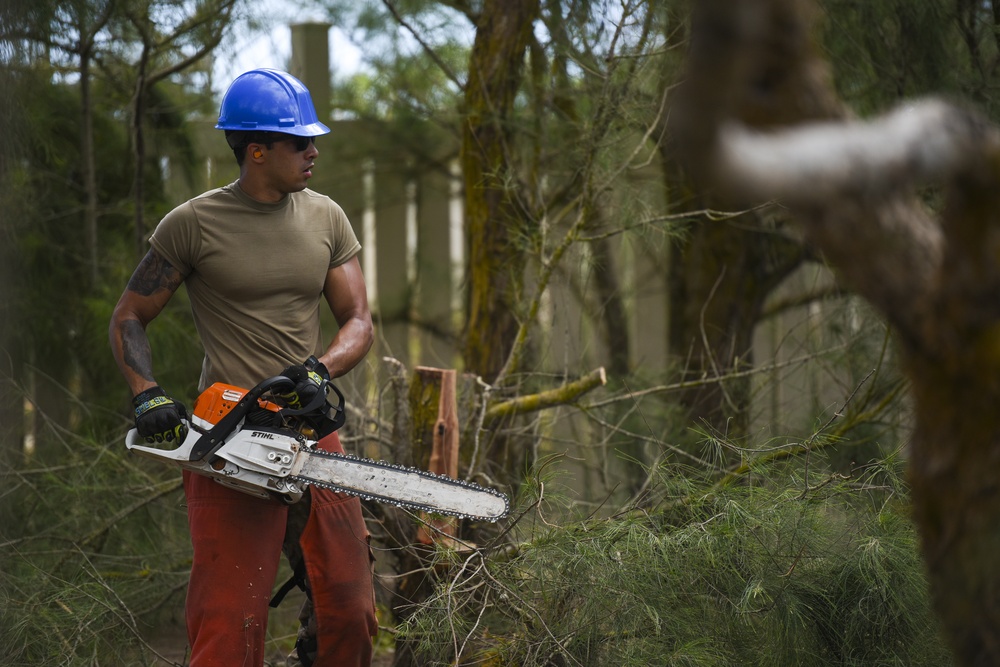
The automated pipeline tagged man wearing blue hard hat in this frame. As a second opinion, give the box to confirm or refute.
[109,69,377,666]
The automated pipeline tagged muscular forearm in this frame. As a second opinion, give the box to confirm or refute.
[109,312,158,396]
[109,249,182,397]
[317,316,374,379]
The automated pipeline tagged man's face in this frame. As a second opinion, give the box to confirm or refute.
[257,134,319,194]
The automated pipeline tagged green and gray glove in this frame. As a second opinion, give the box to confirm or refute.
[133,386,189,444]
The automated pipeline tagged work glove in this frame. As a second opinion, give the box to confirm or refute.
[133,386,189,445]
[278,357,330,411]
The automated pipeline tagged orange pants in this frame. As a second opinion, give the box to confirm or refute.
[182,432,377,666]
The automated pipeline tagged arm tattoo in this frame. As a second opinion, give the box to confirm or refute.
[126,251,183,296]
[120,319,155,382]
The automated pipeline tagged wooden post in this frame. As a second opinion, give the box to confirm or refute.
[416,367,460,545]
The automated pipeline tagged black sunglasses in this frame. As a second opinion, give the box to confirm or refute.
[283,135,316,152]
[227,131,316,153]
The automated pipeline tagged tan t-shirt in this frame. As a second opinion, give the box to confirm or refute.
[150,181,361,391]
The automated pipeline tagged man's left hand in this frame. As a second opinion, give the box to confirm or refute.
[278,357,330,410]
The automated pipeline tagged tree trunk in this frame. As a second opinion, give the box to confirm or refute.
[461,0,540,382]
[0,63,22,457]
[659,0,826,439]
[674,0,1000,663]
[665,206,805,437]
[590,228,631,378]
[384,366,441,667]
[131,37,150,261]
[80,49,99,289]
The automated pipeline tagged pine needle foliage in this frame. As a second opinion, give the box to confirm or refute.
[0,423,191,666]
[401,454,953,666]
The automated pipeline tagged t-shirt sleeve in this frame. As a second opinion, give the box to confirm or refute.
[149,202,200,276]
[328,201,362,269]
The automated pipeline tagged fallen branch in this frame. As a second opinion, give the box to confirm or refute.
[485,367,607,422]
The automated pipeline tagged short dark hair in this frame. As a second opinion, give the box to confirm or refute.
[224,130,278,165]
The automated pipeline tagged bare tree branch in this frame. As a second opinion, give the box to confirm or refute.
[716,100,1000,204]
[381,0,465,91]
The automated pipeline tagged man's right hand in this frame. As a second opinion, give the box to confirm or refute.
[133,386,189,444]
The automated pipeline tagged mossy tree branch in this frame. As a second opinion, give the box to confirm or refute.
[485,367,607,422]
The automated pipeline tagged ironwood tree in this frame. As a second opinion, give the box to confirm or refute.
[672,0,1000,663]
[460,0,541,383]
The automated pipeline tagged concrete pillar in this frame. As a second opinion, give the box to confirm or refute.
[289,23,331,127]
[416,165,458,367]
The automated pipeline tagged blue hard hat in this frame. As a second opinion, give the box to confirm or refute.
[215,68,330,136]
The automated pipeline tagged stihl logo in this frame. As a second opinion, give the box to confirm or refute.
[252,431,276,440]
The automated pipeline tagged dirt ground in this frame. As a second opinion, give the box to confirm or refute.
[151,634,394,666]
[147,610,394,666]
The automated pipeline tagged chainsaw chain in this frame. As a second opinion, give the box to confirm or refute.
[290,448,510,521]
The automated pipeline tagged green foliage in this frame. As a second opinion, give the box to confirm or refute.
[0,32,218,662]
[0,426,191,665]
[2,2,985,664]
[326,0,470,121]
[401,455,952,666]
[820,0,1000,118]
[1,67,202,435]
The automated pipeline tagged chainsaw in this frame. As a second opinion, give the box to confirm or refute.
[124,372,509,522]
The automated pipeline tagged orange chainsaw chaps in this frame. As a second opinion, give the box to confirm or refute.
[192,382,282,426]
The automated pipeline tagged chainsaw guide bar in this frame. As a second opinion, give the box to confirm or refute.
[292,449,510,520]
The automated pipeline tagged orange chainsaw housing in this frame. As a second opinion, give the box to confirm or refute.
[192,383,282,426]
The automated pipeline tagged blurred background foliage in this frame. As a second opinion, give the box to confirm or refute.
[3,0,997,663]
